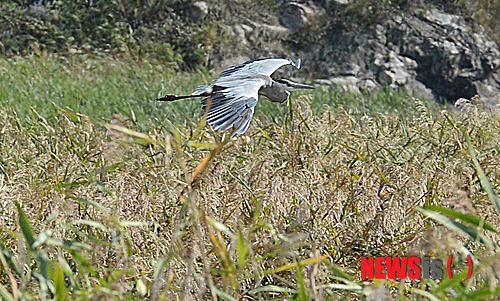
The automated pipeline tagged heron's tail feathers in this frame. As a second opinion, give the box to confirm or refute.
[157,85,216,101]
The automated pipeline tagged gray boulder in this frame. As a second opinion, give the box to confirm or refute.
[304,7,500,105]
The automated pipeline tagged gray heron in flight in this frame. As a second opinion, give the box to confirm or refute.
[157,58,315,137]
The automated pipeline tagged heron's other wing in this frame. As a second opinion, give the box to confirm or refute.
[202,76,266,137]
[216,58,301,79]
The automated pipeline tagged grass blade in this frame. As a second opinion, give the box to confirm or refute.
[464,130,500,213]
[46,238,93,251]
[325,262,352,281]
[120,221,148,227]
[249,285,296,294]
[37,250,50,301]
[249,256,327,278]
[213,286,238,301]
[206,216,235,237]
[0,283,15,301]
[416,207,496,250]
[236,224,247,269]
[72,219,108,231]
[406,287,440,301]
[318,283,363,294]
[15,201,36,249]
[185,141,217,149]
[434,270,468,294]
[0,241,22,276]
[465,284,500,299]
[104,123,164,146]
[73,197,109,212]
[423,205,497,233]
[32,230,54,248]
[295,258,308,301]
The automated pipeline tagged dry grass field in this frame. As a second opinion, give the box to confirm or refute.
[1,57,500,300]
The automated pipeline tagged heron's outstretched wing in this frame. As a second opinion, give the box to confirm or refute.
[202,76,267,137]
[217,58,301,79]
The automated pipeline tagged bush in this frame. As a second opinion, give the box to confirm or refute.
[0,0,220,68]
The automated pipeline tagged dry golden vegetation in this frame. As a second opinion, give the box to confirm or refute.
[1,61,500,300]
[3,0,500,298]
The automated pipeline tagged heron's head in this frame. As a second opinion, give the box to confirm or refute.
[275,79,315,91]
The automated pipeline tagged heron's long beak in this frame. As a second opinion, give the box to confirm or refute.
[291,82,315,90]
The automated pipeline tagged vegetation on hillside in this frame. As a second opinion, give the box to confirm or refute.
[2,0,500,70]
[0,0,224,68]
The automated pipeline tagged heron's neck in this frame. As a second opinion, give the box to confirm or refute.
[259,84,290,103]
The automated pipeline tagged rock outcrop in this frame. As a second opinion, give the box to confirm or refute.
[218,2,500,105]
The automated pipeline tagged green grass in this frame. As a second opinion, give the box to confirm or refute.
[0,56,206,131]
[0,56,439,129]
[1,56,500,300]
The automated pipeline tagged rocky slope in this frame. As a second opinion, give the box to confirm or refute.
[210,1,500,105]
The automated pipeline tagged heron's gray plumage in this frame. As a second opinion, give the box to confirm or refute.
[217,58,301,78]
[157,58,314,137]
[203,75,266,136]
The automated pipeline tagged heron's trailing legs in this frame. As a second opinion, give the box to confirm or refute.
[157,85,216,102]
[156,94,205,101]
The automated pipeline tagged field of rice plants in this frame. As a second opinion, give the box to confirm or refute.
[1,56,500,300]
